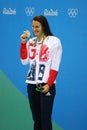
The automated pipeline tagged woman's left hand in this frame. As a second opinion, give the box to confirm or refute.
[41,84,50,93]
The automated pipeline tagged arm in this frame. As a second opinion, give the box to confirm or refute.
[47,41,62,87]
[20,32,29,65]
[42,43,62,93]
[20,43,27,59]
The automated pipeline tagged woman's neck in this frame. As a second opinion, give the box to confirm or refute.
[37,35,46,43]
[37,34,46,41]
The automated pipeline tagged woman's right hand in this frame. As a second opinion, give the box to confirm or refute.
[20,30,30,44]
[20,32,28,43]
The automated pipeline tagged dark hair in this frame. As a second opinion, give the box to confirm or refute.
[32,15,53,36]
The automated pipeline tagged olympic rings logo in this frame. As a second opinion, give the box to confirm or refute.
[67,8,78,18]
[25,7,35,16]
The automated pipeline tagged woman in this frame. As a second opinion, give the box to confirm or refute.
[20,15,62,130]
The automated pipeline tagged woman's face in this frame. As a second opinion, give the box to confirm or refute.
[32,20,44,38]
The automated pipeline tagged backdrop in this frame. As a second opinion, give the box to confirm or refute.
[0,0,87,130]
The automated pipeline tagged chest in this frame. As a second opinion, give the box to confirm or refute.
[28,43,51,62]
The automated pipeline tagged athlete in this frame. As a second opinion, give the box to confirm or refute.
[20,15,62,130]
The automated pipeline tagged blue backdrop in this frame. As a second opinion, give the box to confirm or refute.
[0,0,87,130]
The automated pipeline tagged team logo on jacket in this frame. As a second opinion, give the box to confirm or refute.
[39,44,49,62]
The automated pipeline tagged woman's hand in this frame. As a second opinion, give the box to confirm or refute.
[41,84,50,93]
[20,33,28,43]
[20,30,30,43]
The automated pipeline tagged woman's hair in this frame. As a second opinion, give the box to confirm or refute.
[32,15,53,36]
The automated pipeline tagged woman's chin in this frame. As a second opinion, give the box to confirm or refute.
[33,34,37,37]
[34,33,38,36]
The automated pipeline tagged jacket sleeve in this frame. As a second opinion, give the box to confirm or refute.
[20,43,29,65]
[47,40,62,87]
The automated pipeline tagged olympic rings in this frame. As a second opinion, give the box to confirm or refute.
[67,8,78,18]
[25,7,35,16]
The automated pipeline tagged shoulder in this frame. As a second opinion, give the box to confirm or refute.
[46,36,62,47]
